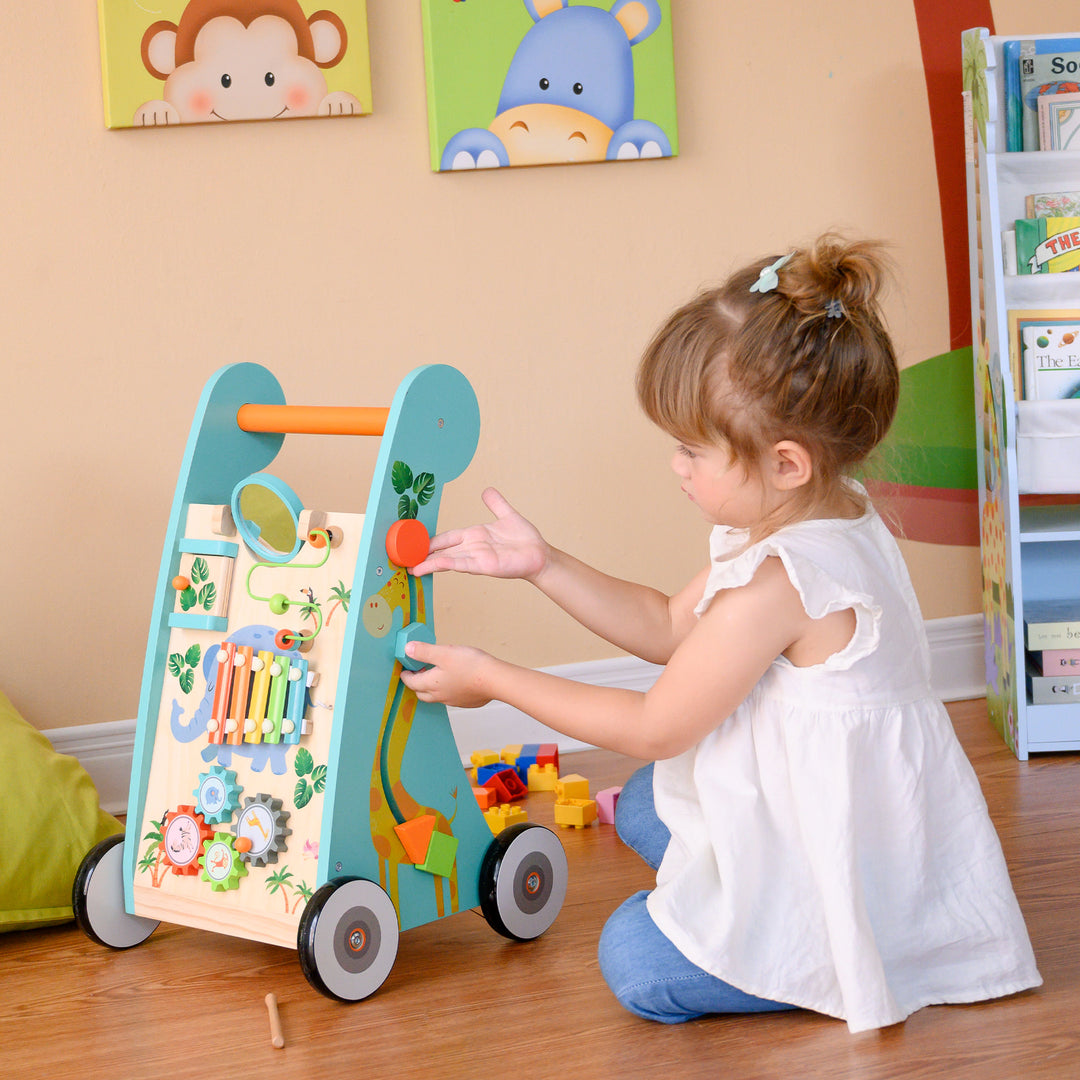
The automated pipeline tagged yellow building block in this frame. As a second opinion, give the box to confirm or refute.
[471,748,501,768]
[527,762,559,791]
[501,744,523,765]
[484,804,529,835]
[553,798,597,829]
[554,773,589,800]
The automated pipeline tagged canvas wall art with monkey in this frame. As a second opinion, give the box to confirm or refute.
[97,0,371,128]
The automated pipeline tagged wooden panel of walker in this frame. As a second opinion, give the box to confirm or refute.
[132,501,364,948]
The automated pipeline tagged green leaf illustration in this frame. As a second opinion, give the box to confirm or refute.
[185,644,202,667]
[180,587,197,611]
[413,472,436,505]
[198,583,217,611]
[391,461,413,494]
[398,495,418,520]
[294,779,313,809]
[190,557,209,585]
[312,765,327,794]
[179,668,195,695]
[168,653,185,677]
[294,747,314,777]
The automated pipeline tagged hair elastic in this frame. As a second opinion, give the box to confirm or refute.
[825,299,844,319]
[749,253,794,294]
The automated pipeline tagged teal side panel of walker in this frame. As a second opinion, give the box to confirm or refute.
[320,365,491,932]
[124,364,286,908]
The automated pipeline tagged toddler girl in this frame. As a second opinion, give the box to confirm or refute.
[401,235,1041,1032]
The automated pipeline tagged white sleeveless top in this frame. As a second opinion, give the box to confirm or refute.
[647,504,1041,1032]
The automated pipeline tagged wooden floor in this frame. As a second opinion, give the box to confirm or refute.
[3,699,1079,1080]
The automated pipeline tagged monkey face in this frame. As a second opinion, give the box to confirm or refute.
[163,15,330,122]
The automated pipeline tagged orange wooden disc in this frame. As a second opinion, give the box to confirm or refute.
[233,837,252,853]
[385,519,430,569]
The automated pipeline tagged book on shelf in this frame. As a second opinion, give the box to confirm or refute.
[1025,189,1080,217]
[1039,90,1080,149]
[1008,310,1080,397]
[1026,663,1080,705]
[1031,648,1080,676]
[1005,36,1080,150]
[1024,598,1080,650]
[1014,216,1080,273]
[1018,320,1080,398]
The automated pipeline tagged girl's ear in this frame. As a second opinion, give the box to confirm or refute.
[769,440,813,490]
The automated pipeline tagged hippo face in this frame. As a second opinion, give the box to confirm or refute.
[438,0,671,172]
[496,7,634,162]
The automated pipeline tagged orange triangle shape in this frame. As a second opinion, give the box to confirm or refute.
[394,814,437,864]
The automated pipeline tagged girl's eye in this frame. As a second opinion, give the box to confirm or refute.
[221,73,232,88]
[265,72,275,86]
[677,445,695,458]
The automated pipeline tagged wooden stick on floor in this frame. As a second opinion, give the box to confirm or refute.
[265,993,284,1049]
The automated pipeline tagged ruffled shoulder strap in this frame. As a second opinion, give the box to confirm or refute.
[694,520,883,671]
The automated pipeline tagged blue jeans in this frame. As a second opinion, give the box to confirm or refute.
[598,764,796,1023]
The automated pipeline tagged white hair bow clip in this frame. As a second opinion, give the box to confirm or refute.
[749,252,794,294]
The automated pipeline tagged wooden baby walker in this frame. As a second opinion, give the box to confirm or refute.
[73,363,568,1001]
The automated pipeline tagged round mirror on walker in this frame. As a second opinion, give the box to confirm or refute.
[231,473,304,563]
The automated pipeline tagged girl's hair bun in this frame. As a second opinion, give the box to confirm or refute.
[782,233,890,320]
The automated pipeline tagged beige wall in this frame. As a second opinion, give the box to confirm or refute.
[2,0,1074,729]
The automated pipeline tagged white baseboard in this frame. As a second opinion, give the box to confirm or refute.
[43,615,985,816]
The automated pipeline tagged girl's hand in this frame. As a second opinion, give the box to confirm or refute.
[400,641,495,709]
[409,488,548,581]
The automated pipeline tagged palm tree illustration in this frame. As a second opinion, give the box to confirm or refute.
[137,816,168,888]
[265,866,295,912]
[326,581,351,625]
[291,881,314,913]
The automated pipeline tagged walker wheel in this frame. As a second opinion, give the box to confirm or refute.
[297,877,399,1001]
[479,823,568,941]
[72,834,159,950]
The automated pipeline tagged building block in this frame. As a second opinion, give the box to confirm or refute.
[513,742,541,782]
[472,785,497,810]
[596,786,622,824]
[418,830,459,877]
[394,814,437,864]
[484,804,528,835]
[470,749,501,768]
[527,763,559,791]
[482,767,527,803]
[555,773,589,800]
[537,743,559,771]
[477,763,516,785]
[500,744,523,766]
[553,798,597,830]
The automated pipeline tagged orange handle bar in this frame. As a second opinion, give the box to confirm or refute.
[237,404,389,437]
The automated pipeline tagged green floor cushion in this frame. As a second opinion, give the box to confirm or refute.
[0,690,122,931]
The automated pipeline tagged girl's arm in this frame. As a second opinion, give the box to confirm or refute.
[413,487,704,664]
[402,555,829,760]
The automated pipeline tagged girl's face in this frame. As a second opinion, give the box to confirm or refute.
[670,440,768,528]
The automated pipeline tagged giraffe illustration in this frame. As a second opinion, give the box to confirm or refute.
[362,566,460,917]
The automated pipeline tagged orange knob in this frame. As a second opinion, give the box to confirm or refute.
[385,518,430,569]
[172,576,190,591]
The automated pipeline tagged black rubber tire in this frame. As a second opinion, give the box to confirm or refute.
[479,823,568,941]
[297,877,399,1001]
[72,834,159,949]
